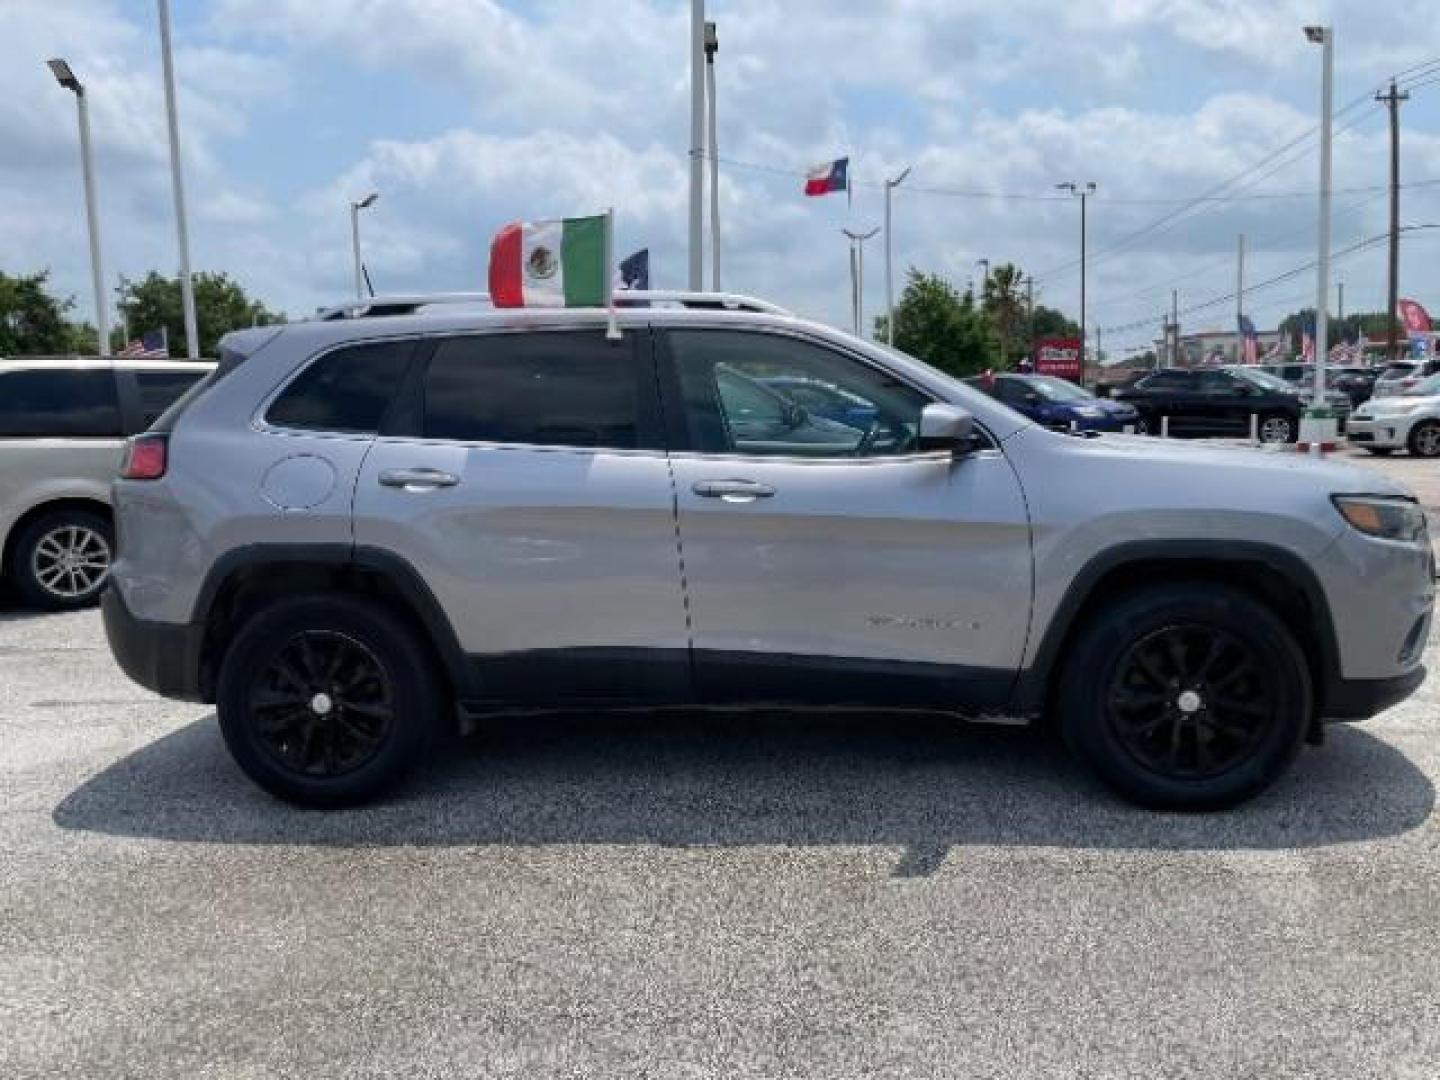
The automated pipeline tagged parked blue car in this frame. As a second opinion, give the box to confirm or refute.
[964,373,1138,432]
[757,375,879,430]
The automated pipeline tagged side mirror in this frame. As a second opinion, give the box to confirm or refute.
[919,402,975,454]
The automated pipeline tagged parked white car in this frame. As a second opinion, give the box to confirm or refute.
[1347,373,1440,457]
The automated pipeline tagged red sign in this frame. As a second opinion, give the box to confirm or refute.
[1033,337,1082,381]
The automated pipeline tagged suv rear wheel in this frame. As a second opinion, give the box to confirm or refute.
[1258,413,1296,444]
[1059,584,1310,810]
[7,508,113,611]
[1407,420,1440,458]
[216,595,442,807]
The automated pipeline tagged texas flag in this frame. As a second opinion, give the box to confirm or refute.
[804,157,849,197]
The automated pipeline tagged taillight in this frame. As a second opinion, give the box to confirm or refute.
[121,434,168,480]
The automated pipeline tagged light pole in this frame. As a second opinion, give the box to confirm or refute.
[47,59,109,357]
[158,0,199,359]
[350,192,379,299]
[1305,24,1336,437]
[842,227,880,337]
[883,166,911,344]
[1057,181,1096,371]
[688,0,705,289]
[704,20,721,291]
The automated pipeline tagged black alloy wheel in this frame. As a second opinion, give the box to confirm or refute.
[1107,625,1274,781]
[1059,583,1310,810]
[249,630,395,779]
[217,595,441,807]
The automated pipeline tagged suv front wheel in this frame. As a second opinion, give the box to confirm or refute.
[1059,583,1311,810]
[216,595,442,807]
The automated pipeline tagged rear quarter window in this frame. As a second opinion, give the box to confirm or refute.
[266,341,414,434]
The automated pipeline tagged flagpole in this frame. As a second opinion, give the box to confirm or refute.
[158,0,199,360]
[704,20,720,292]
[687,0,705,290]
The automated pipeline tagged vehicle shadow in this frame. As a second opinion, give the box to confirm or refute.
[53,710,1433,874]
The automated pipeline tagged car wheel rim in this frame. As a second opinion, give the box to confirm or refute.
[1416,426,1440,457]
[1106,624,1276,781]
[1260,418,1291,443]
[30,525,111,600]
[249,631,395,779]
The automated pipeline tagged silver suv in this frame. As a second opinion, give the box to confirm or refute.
[0,356,211,609]
[102,294,1434,810]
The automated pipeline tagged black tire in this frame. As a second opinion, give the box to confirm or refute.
[1407,420,1440,459]
[1133,414,1154,436]
[1364,447,1395,457]
[1058,584,1311,810]
[216,595,443,807]
[6,507,113,611]
[1258,413,1297,444]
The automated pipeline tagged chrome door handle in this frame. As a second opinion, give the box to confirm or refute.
[692,479,776,502]
[379,468,460,490]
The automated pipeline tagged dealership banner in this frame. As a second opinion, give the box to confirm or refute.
[1033,338,1082,381]
[1398,298,1432,334]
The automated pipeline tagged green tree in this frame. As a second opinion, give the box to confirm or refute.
[980,262,1026,369]
[121,271,279,357]
[0,270,76,355]
[874,269,991,377]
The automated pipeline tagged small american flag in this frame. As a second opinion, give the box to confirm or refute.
[118,328,169,358]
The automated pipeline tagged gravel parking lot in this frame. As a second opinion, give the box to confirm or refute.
[2,448,1438,1079]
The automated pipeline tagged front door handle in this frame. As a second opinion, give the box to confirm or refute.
[692,478,776,503]
[379,467,460,491]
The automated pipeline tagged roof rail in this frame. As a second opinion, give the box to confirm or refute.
[313,289,792,320]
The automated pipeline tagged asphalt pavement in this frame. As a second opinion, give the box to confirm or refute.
[2,449,1439,1078]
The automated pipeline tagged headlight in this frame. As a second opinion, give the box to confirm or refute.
[1074,406,1103,418]
[1333,495,1428,543]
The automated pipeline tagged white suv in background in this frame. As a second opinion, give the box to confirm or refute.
[0,356,213,608]
[1347,372,1440,458]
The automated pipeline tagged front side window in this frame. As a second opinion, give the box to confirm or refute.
[267,341,413,433]
[420,331,651,449]
[668,330,929,457]
[0,369,122,437]
[1139,371,1191,391]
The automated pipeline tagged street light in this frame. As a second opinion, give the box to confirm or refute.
[883,166,911,344]
[704,19,721,291]
[1057,181,1097,373]
[47,58,109,357]
[350,192,379,299]
[1304,23,1336,442]
[842,226,880,337]
[158,0,199,359]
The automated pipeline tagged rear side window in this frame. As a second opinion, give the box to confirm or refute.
[267,341,413,433]
[419,332,653,449]
[135,370,208,427]
[0,369,122,437]
[1139,371,1191,390]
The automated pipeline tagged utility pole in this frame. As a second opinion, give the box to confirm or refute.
[1171,289,1180,366]
[1377,78,1409,363]
[704,20,720,291]
[1235,233,1245,363]
[688,0,705,290]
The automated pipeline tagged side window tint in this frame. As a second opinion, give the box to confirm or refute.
[267,341,412,433]
[668,330,929,457]
[421,332,649,449]
[135,370,207,427]
[0,369,122,437]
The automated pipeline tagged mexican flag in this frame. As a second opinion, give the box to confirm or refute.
[488,213,610,308]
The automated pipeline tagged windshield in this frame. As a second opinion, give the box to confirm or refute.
[1025,376,1092,402]
[1231,368,1294,393]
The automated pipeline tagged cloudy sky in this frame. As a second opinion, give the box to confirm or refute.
[6,0,1440,358]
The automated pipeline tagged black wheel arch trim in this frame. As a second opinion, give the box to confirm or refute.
[1012,538,1342,717]
[190,542,476,700]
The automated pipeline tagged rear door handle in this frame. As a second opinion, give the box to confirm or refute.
[692,479,776,502]
[379,467,460,491]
